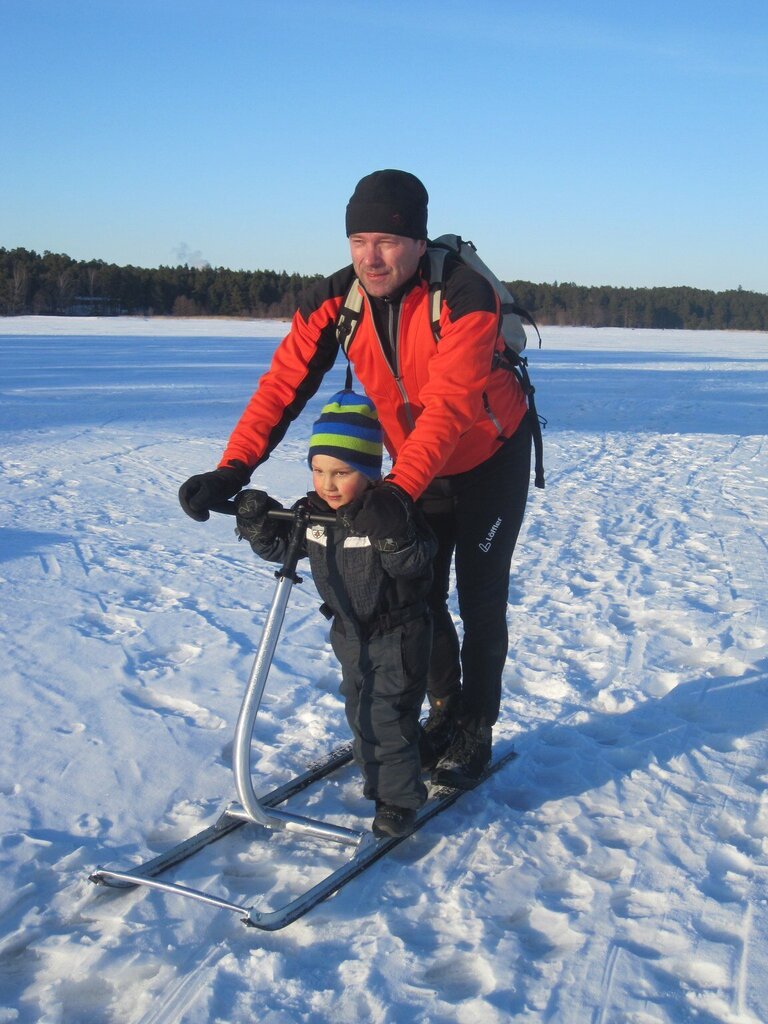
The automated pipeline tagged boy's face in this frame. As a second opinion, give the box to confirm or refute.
[311,454,371,509]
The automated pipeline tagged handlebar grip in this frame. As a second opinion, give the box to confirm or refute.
[209,499,337,528]
[208,500,238,515]
[266,508,338,527]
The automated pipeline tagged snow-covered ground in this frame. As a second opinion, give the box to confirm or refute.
[1,316,767,1023]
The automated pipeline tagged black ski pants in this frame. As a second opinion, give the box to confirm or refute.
[420,417,531,728]
[331,614,431,810]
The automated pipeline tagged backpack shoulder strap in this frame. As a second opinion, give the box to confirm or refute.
[427,235,467,342]
[427,244,449,342]
[499,352,546,490]
[335,278,365,356]
[334,278,365,389]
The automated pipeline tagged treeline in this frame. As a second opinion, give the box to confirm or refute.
[0,248,320,319]
[509,280,768,332]
[1,246,766,330]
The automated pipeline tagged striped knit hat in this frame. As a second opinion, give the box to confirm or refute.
[308,390,383,480]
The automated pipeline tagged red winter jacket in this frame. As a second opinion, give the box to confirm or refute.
[219,253,529,500]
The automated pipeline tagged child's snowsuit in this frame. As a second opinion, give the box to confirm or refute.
[241,493,437,810]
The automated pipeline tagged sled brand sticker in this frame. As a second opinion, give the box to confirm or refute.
[479,516,503,553]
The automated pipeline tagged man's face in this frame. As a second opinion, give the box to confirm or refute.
[348,233,427,298]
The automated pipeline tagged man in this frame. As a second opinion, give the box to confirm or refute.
[179,169,533,788]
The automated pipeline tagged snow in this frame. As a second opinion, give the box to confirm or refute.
[1,316,767,1023]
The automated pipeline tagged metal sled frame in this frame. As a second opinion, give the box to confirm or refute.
[90,502,367,925]
[90,740,517,930]
[89,502,517,929]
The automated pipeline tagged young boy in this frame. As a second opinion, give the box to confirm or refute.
[234,390,436,839]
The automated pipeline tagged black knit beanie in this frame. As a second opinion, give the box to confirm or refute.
[345,169,428,240]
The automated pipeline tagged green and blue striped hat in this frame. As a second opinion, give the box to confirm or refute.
[308,390,383,480]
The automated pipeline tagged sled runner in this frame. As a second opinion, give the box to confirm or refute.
[89,501,516,930]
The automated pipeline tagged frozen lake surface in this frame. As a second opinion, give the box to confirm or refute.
[0,317,766,1023]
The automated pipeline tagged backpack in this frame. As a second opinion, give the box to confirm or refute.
[428,234,542,356]
[335,234,545,488]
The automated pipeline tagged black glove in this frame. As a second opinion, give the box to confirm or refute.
[234,489,283,543]
[340,482,414,549]
[235,488,276,524]
[178,460,251,522]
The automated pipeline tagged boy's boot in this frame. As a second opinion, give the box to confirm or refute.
[372,803,417,839]
[432,721,492,790]
[419,693,460,770]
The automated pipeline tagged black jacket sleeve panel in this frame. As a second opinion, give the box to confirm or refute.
[440,253,499,325]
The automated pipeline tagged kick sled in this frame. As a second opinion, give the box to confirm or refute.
[89,501,516,930]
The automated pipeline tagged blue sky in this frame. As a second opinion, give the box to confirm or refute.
[2,0,766,292]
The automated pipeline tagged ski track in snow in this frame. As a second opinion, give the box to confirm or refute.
[0,318,767,1023]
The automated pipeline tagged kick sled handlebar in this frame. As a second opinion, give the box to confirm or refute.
[208,497,337,528]
[201,496,361,846]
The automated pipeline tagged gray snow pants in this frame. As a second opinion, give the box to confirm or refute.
[331,614,431,810]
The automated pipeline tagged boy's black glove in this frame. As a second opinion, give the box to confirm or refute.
[234,489,283,543]
[178,460,251,522]
[340,481,414,551]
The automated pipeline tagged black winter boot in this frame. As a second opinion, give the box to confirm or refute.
[432,723,492,790]
[372,803,417,839]
[419,694,460,770]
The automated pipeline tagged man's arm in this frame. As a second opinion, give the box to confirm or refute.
[218,268,354,471]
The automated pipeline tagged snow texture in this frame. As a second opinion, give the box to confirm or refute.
[1,316,767,1023]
